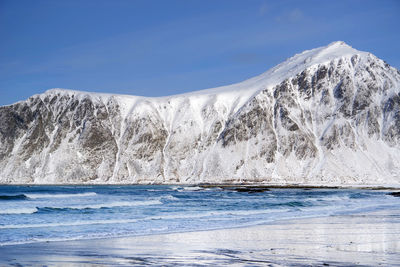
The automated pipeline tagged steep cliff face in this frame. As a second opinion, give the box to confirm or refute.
[1,41,399,185]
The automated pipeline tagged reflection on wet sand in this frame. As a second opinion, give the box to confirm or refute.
[1,210,400,266]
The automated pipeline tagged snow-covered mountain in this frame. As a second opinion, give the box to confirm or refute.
[1,41,400,185]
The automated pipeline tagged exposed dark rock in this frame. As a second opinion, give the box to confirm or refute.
[388,192,400,197]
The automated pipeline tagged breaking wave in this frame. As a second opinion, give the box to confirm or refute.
[0,200,161,215]
[24,192,97,199]
[161,195,180,201]
[36,200,162,213]
[0,208,287,229]
[0,218,140,229]
[0,194,28,200]
[0,207,38,214]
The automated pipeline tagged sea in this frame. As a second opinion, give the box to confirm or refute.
[0,185,399,246]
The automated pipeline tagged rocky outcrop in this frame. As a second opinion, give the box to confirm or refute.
[1,42,399,185]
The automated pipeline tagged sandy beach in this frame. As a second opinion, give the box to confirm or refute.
[1,208,399,266]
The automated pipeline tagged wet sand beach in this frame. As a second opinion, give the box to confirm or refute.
[1,209,399,266]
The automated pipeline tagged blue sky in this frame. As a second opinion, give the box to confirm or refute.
[1,0,399,106]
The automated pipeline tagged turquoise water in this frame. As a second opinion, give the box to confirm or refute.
[0,185,398,246]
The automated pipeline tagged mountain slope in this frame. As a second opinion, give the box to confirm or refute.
[1,41,399,185]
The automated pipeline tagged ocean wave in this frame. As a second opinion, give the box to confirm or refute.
[0,207,38,214]
[24,192,97,199]
[161,195,180,201]
[145,208,289,221]
[270,201,313,207]
[0,226,170,246]
[0,218,140,229]
[308,195,351,202]
[36,200,162,213]
[0,194,28,200]
[0,208,288,229]
[171,186,204,192]
[179,186,204,192]
[0,235,101,246]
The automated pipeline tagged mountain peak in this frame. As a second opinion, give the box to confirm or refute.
[290,41,365,66]
[235,41,368,93]
[315,40,362,58]
[326,40,352,48]
[36,42,371,103]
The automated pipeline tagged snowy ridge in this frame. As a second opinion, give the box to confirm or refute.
[39,41,370,117]
[0,41,399,185]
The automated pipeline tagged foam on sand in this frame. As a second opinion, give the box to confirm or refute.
[0,209,398,265]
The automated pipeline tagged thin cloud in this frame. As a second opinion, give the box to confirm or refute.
[259,2,268,16]
[275,8,304,23]
[230,53,264,65]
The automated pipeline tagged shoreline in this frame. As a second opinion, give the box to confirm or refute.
[1,209,400,266]
[1,183,400,190]
[0,211,356,247]
[0,210,351,247]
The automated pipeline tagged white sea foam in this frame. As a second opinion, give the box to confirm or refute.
[146,208,289,221]
[176,186,203,192]
[0,219,140,229]
[162,195,179,201]
[0,226,171,246]
[25,192,97,199]
[1,186,397,248]
[0,207,38,214]
[0,208,288,229]
[0,235,106,246]
[0,199,162,217]
[71,200,162,209]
